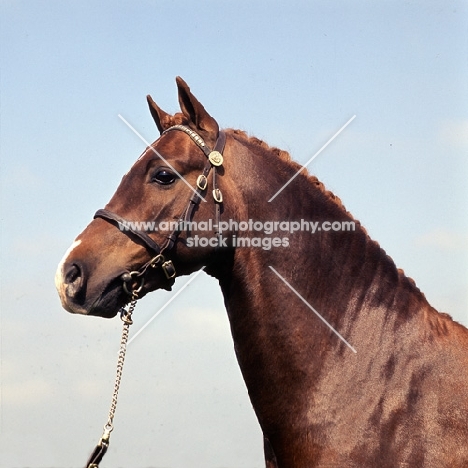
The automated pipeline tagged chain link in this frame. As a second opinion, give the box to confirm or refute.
[103,296,137,436]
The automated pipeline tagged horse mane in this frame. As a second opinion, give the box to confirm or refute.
[229,129,352,217]
[227,129,457,327]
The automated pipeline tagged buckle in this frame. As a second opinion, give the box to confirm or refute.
[162,260,176,279]
[212,188,223,203]
[196,174,208,190]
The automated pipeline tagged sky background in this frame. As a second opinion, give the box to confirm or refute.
[1,1,467,467]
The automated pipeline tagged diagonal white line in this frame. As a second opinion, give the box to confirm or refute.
[128,267,206,345]
[118,114,207,203]
[268,115,356,202]
[268,266,357,353]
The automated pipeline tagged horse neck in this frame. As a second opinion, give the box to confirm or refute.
[211,133,464,457]
[218,132,432,364]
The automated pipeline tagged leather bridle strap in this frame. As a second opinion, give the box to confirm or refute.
[158,126,226,250]
[93,125,226,292]
[94,209,162,255]
[167,127,226,231]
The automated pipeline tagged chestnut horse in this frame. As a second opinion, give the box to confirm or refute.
[56,77,468,467]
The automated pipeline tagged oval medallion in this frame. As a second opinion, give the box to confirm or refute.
[209,151,224,167]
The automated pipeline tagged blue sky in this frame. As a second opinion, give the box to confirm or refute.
[1,1,467,467]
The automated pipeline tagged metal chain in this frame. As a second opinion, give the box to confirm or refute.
[106,296,137,433]
[84,295,138,468]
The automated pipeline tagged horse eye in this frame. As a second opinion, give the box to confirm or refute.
[152,169,177,185]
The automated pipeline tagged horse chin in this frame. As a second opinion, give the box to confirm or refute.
[88,295,124,319]
[88,274,175,318]
[87,282,128,319]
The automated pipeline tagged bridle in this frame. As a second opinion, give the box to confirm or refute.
[93,124,226,297]
[85,125,227,467]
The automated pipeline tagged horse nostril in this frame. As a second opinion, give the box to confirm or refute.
[63,263,85,299]
[65,264,81,284]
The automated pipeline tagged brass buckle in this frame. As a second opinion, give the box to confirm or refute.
[212,188,223,203]
[196,174,208,190]
[162,260,176,279]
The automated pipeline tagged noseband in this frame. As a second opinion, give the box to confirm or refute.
[94,124,226,296]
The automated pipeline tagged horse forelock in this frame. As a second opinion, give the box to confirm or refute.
[161,112,190,131]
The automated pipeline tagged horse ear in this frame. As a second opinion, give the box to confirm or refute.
[176,76,219,143]
[147,95,173,134]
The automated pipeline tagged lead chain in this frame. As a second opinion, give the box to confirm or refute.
[84,295,138,468]
[105,298,135,431]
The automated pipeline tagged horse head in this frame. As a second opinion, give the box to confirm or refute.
[55,77,240,318]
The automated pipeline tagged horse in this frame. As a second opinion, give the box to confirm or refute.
[55,77,468,467]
